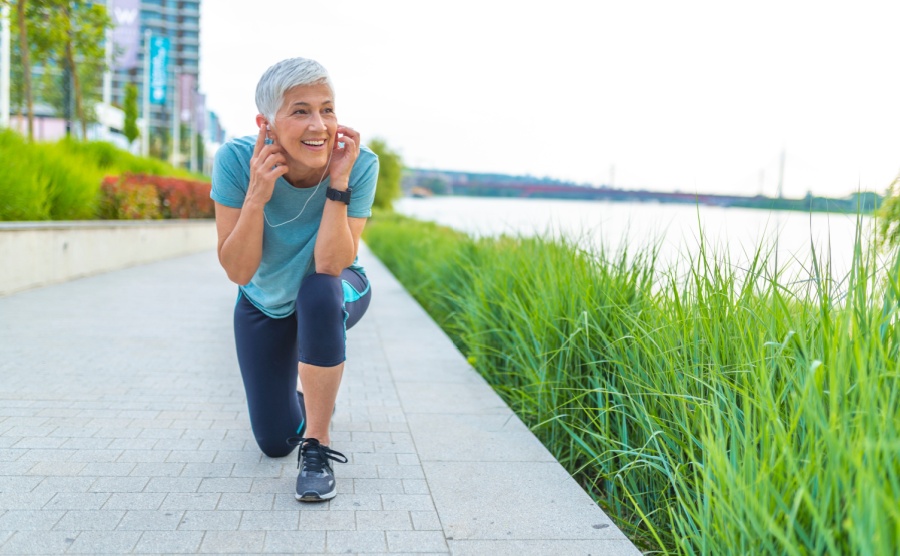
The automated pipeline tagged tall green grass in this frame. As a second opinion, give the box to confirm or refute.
[363,211,900,555]
[0,129,200,221]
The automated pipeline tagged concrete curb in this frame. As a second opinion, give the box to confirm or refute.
[0,220,216,296]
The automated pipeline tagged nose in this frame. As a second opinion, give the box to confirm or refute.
[308,112,326,131]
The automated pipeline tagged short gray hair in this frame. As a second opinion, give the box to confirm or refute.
[255,58,334,125]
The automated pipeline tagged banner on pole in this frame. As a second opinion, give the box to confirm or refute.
[149,37,169,105]
[194,92,206,134]
[179,74,195,123]
[111,0,141,70]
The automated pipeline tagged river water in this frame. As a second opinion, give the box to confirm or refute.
[395,196,878,282]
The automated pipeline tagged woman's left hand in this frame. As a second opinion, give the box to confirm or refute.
[329,125,360,186]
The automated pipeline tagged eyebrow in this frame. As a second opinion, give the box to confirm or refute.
[289,100,334,107]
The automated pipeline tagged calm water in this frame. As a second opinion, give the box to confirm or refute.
[395,196,877,280]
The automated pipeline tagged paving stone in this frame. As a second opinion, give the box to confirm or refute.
[353,478,405,495]
[198,477,253,492]
[231,462,283,478]
[325,530,386,553]
[238,510,300,531]
[0,531,76,554]
[0,492,55,510]
[66,530,141,553]
[251,477,294,494]
[381,494,435,512]
[0,461,36,475]
[178,510,242,531]
[10,436,68,449]
[130,462,185,477]
[355,510,413,531]
[89,476,150,492]
[0,449,26,462]
[426,460,629,541]
[331,463,378,479]
[387,530,449,552]
[43,492,110,510]
[33,476,97,493]
[133,530,204,553]
[116,449,170,463]
[298,510,355,530]
[0,509,65,530]
[217,492,275,510]
[199,530,265,553]
[352,453,398,466]
[273,493,328,511]
[78,462,136,476]
[161,492,222,511]
[214,450,264,464]
[145,476,202,492]
[53,510,125,530]
[117,510,185,530]
[181,462,235,477]
[167,450,218,463]
[262,530,326,553]
[402,479,429,495]
[108,438,155,451]
[103,492,166,510]
[376,465,424,480]
[0,475,41,491]
[328,493,383,511]
[447,539,642,555]
[411,510,442,531]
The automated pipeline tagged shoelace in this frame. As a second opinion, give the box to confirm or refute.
[286,437,348,472]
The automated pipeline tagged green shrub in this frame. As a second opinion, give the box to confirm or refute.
[34,142,103,220]
[0,129,207,221]
[364,212,900,555]
[0,130,51,220]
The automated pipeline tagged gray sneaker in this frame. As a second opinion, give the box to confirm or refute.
[286,437,347,502]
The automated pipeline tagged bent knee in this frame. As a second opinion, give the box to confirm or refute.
[256,437,295,459]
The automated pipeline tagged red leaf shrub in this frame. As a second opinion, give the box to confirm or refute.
[99,174,214,219]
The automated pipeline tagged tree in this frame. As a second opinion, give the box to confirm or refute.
[20,0,110,139]
[11,0,34,139]
[123,83,139,145]
[367,137,403,210]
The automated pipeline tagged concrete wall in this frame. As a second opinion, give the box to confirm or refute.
[0,220,218,296]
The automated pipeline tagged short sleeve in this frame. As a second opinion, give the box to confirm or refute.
[347,149,379,218]
[210,143,248,208]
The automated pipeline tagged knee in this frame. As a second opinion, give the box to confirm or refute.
[297,274,343,317]
[256,436,294,459]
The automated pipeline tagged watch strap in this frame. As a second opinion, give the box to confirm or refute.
[325,186,352,205]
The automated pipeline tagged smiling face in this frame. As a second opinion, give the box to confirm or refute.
[270,82,337,173]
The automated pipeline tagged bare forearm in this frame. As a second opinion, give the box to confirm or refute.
[219,201,266,285]
[314,183,355,276]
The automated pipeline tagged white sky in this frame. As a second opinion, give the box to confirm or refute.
[199,0,900,198]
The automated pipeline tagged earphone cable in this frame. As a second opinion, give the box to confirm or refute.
[263,149,333,228]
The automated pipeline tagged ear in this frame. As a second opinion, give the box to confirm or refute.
[254,114,268,130]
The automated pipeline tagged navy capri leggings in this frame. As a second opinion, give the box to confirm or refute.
[233,268,371,457]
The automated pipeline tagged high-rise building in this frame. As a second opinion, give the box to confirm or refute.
[103,0,202,153]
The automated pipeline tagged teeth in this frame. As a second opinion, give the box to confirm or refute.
[303,140,325,146]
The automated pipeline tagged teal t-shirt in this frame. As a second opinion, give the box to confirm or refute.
[210,135,379,318]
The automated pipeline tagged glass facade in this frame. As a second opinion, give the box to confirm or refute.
[103,0,202,140]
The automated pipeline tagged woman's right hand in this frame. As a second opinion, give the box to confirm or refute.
[247,124,289,205]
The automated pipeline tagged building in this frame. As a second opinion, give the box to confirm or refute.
[102,0,202,157]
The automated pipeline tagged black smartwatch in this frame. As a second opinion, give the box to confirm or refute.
[325,186,352,205]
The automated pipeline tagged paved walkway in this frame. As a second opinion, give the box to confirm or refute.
[0,245,640,555]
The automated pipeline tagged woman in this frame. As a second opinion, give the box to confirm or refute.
[210,57,378,502]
